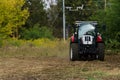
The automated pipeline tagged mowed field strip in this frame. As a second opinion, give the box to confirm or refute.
[0,54,120,80]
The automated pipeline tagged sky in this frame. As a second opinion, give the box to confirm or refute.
[43,0,57,9]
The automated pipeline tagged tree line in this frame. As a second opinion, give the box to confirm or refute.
[0,0,119,44]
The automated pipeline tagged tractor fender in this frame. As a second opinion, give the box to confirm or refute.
[71,35,75,42]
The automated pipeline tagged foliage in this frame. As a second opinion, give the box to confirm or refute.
[89,0,120,50]
[47,1,63,38]
[48,0,105,38]
[0,39,3,47]
[105,0,120,40]
[106,0,120,49]
[105,39,120,54]
[24,0,48,27]
[19,0,50,39]
[106,39,120,49]
[0,0,29,38]
[20,24,54,40]
[65,0,105,24]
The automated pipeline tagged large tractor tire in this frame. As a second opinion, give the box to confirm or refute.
[69,43,79,61]
[97,43,105,61]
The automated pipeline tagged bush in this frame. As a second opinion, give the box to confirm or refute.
[116,32,120,42]
[20,24,54,40]
[0,39,3,47]
[104,39,120,54]
[106,39,120,49]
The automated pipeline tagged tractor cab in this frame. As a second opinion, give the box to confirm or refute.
[71,21,98,43]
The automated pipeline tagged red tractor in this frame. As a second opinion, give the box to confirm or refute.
[69,21,105,61]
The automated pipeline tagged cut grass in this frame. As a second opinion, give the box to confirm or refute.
[0,55,120,80]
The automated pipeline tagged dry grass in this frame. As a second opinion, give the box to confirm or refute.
[0,39,120,80]
[0,39,69,58]
[0,56,120,80]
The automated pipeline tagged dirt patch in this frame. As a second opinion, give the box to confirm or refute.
[0,55,120,80]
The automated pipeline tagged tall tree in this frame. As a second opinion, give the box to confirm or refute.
[24,0,48,27]
[0,0,29,38]
[47,0,63,38]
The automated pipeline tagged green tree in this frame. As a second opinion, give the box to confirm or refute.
[65,0,101,24]
[24,0,48,27]
[106,0,120,40]
[47,1,63,38]
[19,0,51,39]
[0,0,29,38]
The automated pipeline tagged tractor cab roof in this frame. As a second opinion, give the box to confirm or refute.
[75,21,98,27]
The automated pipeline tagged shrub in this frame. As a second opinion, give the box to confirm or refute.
[116,32,120,42]
[20,24,54,40]
[106,39,120,49]
[105,39,120,54]
[0,39,3,47]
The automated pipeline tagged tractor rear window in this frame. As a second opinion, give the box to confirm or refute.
[78,24,95,39]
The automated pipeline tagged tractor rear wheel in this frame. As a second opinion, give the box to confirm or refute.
[97,43,105,61]
[69,43,78,61]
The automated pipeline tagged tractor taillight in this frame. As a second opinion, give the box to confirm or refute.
[71,36,75,42]
[97,35,103,42]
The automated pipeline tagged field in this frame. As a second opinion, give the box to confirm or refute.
[0,39,120,80]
